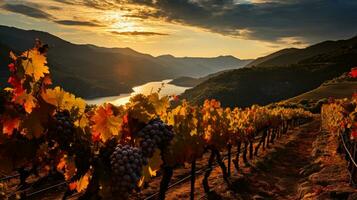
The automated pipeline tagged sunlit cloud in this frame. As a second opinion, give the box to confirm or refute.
[0,0,356,59]
[111,31,169,36]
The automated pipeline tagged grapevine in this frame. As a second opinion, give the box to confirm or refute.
[0,41,315,199]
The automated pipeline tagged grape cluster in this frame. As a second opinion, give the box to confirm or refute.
[110,145,145,199]
[48,111,92,178]
[48,110,75,151]
[99,138,118,167]
[137,118,174,158]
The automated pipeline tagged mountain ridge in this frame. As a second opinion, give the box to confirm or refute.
[0,25,251,98]
[182,35,357,107]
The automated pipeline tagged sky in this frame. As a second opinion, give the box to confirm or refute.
[0,0,356,59]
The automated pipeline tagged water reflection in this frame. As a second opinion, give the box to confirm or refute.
[86,80,190,106]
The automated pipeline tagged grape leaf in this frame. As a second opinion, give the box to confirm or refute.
[21,49,49,81]
[41,87,85,113]
[91,104,123,142]
[11,89,37,113]
[127,94,155,123]
[21,101,55,138]
[74,115,90,131]
[75,172,90,192]
[140,149,162,184]
[2,117,20,136]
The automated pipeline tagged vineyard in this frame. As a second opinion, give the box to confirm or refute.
[321,93,357,186]
[0,42,355,200]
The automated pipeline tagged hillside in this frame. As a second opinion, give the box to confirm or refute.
[247,36,357,68]
[182,36,357,107]
[287,73,357,102]
[0,25,250,98]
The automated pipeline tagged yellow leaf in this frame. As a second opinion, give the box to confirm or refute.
[41,87,85,113]
[21,49,49,81]
[76,172,90,192]
[137,176,145,187]
[91,104,123,142]
[75,115,90,130]
[140,149,162,184]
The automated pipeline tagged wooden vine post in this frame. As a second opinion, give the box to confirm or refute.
[190,158,196,200]
[227,144,232,177]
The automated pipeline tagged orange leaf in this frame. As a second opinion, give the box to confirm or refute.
[2,117,21,136]
[69,182,77,191]
[91,104,123,142]
[42,75,52,85]
[76,172,90,192]
[12,90,37,113]
[57,157,66,171]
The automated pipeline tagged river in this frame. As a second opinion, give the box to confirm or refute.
[85,79,191,106]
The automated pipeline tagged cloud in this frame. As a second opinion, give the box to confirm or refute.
[1,3,103,27]
[55,20,103,27]
[68,0,356,44]
[137,0,357,43]
[4,0,357,44]
[111,31,169,36]
[2,4,53,19]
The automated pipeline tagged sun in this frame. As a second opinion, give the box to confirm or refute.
[104,11,141,32]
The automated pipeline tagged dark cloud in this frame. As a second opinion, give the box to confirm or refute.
[2,4,54,19]
[6,0,357,43]
[55,20,103,27]
[135,0,357,43]
[111,31,169,36]
[73,0,357,43]
[1,3,103,27]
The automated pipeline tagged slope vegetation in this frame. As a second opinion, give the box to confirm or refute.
[182,36,357,107]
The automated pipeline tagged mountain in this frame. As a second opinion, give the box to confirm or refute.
[168,70,233,87]
[245,48,299,68]
[181,35,357,107]
[157,55,252,78]
[0,25,251,98]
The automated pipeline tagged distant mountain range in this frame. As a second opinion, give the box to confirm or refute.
[182,35,357,107]
[0,25,251,98]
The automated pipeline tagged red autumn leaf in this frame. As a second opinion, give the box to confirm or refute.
[91,132,101,142]
[172,95,179,101]
[69,182,77,191]
[8,76,22,90]
[42,75,52,85]
[8,63,15,72]
[349,67,357,78]
[351,131,357,139]
[123,114,129,124]
[2,117,21,136]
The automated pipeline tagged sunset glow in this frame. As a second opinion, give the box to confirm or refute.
[1,0,356,58]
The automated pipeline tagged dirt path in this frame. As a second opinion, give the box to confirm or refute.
[161,119,321,200]
[235,119,321,200]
